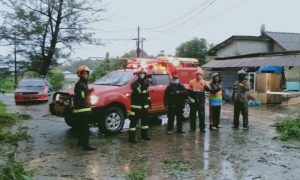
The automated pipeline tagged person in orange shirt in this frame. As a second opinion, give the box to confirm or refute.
[188,68,210,133]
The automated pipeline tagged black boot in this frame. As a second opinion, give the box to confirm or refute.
[141,129,151,140]
[129,131,137,143]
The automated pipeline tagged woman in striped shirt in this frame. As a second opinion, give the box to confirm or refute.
[209,73,223,130]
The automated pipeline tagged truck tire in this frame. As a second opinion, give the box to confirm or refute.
[65,115,76,128]
[182,101,191,121]
[99,106,125,135]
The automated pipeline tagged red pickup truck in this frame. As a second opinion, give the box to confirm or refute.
[50,58,199,135]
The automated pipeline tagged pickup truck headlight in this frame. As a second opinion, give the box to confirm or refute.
[90,95,98,105]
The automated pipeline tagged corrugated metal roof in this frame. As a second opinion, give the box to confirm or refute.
[202,54,300,68]
[265,31,300,51]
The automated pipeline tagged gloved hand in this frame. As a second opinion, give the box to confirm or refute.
[204,85,210,92]
[188,96,195,103]
[148,100,152,109]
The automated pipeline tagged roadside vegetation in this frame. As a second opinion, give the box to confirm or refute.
[0,101,32,179]
[274,117,300,141]
[90,58,127,82]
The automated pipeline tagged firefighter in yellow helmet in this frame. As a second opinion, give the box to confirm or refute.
[73,66,97,150]
[128,67,151,143]
[188,68,210,133]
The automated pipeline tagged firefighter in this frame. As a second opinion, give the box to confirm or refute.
[73,66,97,150]
[188,68,210,133]
[128,67,151,143]
[232,69,250,130]
[164,72,187,134]
[209,73,223,130]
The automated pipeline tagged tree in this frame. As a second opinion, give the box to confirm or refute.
[61,58,104,73]
[0,0,105,76]
[122,50,153,58]
[90,59,127,82]
[47,68,65,91]
[176,38,208,64]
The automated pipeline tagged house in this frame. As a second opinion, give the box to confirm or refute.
[204,25,300,103]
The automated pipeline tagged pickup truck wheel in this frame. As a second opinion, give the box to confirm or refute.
[99,106,125,135]
[65,115,76,128]
[182,102,191,120]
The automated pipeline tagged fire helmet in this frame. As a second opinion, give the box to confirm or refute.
[77,66,90,77]
[195,67,204,76]
[237,70,246,75]
[135,67,147,75]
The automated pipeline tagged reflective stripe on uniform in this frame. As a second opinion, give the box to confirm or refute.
[193,90,204,92]
[142,90,148,93]
[129,128,136,131]
[81,91,85,98]
[131,105,142,109]
[73,108,91,113]
[131,105,149,109]
[141,126,149,129]
[137,87,142,93]
[129,111,135,116]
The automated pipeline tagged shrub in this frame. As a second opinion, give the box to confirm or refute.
[274,117,300,141]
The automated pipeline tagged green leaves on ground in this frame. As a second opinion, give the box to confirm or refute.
[162,159,191,176]
[0,101,31,128]
[0,127,31,145]
[0,100,32,179]
[274,117,300,141]
[126,172,146,180]
[0,160,32,180]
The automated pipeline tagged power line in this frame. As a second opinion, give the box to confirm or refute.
[156,0,217,32]
[143,0,216,31]
[186,0,248,31]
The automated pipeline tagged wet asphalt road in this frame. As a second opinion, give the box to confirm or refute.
[1,94,300,180]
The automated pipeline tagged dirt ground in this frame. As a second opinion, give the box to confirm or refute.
[1,94,300,180]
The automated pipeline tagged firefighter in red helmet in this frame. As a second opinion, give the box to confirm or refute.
[128,67,151,143]
[73,66,97,150]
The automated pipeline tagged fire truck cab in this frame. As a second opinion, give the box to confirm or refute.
[50,57,199,135]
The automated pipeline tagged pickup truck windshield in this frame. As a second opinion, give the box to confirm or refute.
[94,71,134,86]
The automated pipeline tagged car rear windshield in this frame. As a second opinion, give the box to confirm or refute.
[94,71,134,86]
[19,79,46,87]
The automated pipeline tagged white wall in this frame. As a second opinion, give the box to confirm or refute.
[216,40,269,57]
[285,67,300,81]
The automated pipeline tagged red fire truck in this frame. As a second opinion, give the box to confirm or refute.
[50,57,199,135]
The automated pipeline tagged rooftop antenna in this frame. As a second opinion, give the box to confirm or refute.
[260,24,266,36]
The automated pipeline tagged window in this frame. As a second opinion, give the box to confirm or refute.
[94,71,134,86]
[248,72,256,92]
[152,74,170,85]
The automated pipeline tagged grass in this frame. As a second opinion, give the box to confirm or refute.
[0,127,31,145]
[0,161,32,180]
[274,117,300,141]
[161,159,191,176]
[0,102,31,128]
[0,101,32,179]
[125,172,146,180]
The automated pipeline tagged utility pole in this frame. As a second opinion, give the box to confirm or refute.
[132,26,145,58]
[141,38,146,57]
[137,26,140,57]
[14,32,17,85]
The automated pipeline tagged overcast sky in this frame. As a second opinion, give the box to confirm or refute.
[1,0,300,59]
